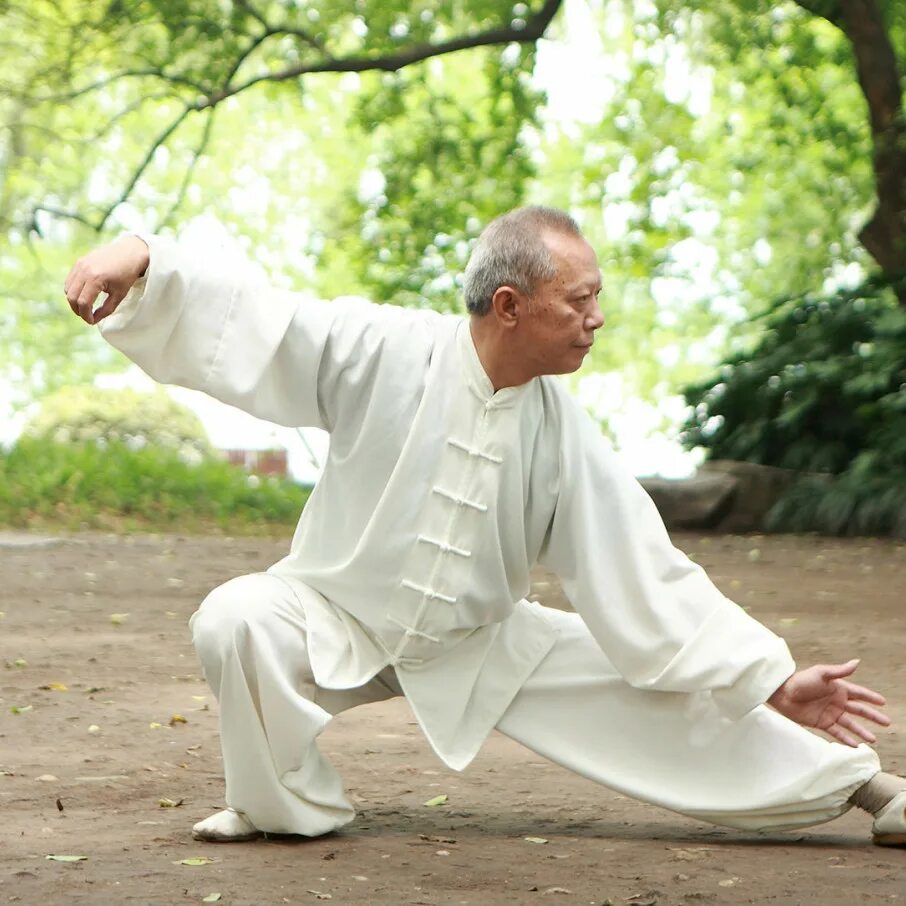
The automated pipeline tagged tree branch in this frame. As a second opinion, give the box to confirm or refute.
[31,68,207,105]
[87,91,180,143]
[792,0,843,29]
[797,0,906,283]
[838,0,906,277]
[31,1,564,234]
[159,109,218,231]
[195,0,563,109]
[30,105,196,234]
[31,205,100,235]
[95,106,195,231]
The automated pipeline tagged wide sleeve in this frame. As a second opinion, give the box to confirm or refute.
[98,234,415,431]
[539,396,795,720]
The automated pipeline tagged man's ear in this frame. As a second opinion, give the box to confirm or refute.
[490,285,526,328]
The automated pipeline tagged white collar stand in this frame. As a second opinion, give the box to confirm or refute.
[456,319,532,409]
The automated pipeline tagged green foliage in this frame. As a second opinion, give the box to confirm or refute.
[316,47,539,311]
[767,472,906,538]
[683,276,906,535]
[23,386,212,457]
[0,438,310,534]
[1,0,904,450]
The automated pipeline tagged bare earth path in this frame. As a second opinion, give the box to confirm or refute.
[1,531,904,905]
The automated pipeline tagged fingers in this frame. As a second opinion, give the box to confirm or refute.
[844,699,891,727]
[91,289,125,323]
[64,268,104,324]
[820,659,861,682]
[839,679,887,706]
[826,723,862,747]
[64,255,114,325]
[836,713,877,745]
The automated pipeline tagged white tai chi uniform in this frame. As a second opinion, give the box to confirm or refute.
[101,235,879,836]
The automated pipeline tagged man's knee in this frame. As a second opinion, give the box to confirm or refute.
[190,573,274,662]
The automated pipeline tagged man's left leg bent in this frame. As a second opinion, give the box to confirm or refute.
[496,605,881,835]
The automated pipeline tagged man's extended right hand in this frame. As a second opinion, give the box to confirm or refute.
[64,235,150,325]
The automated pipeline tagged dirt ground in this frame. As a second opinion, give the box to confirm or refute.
[1,530,904,906]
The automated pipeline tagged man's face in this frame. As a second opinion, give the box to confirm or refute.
[518,231,604,377]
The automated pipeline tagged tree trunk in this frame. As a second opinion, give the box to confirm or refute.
[839,1,906,301]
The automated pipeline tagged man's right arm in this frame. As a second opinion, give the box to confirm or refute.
[66,233,340,430]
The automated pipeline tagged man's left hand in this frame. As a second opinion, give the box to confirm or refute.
[767,659,890,746]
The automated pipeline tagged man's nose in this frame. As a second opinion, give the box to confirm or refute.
[586,299,605,330]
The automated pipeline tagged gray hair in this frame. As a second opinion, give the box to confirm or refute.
[463,206,582,316]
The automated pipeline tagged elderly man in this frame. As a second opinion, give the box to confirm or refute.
[66,206,905,846]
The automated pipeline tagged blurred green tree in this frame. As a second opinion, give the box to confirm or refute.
[23,385,212,458]
[1,0,903,413]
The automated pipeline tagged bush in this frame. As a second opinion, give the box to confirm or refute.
[0,438,310,534]
[23,386,212,459]
[682,276,906,536]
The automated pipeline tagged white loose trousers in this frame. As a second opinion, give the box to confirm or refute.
[191,572,879,837]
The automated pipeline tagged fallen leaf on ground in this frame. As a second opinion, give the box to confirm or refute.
[149,722,163,729]
[423,794,448,807]
[40,683,68,692]
[159,797,185,808]
[35,774,58,782]
[542,887,572,895]
[10,705,33,714]
[46,854,87,862]
[524,836,548,844]
[306,891,332,899]
[668,847,712,862]
[174,857,216,866]
[718,878,740,888]
[110,613,128,625]
[202,895,222,903]
[626,894,659,906]
[169,714,188,726]
[88,725,100,734]
[13,658,27,667]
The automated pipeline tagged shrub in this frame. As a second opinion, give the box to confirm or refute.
[682,276,906,536]
[23,386,212,459]
[0,438,310,534]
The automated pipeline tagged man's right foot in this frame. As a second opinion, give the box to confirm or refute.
[192,807,262,842]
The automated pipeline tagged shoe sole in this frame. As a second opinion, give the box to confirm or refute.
[192,830,263,843]
[873,833,906,847]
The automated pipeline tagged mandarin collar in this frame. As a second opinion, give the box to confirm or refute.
[456,319,533,409]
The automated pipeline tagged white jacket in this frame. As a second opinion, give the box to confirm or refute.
[100,235,795,770]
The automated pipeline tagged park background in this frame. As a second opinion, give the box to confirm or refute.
[2,3,906,904]
[2,0,905,537]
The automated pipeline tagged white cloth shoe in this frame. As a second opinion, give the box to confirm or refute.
[872,791,906,846]
[192,807,262,842]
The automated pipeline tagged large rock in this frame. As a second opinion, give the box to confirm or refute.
[640,460,802,533]
[700,460,801,532]
[640,472,737,530]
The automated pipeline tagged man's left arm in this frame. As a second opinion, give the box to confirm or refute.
[539,402,889,740]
